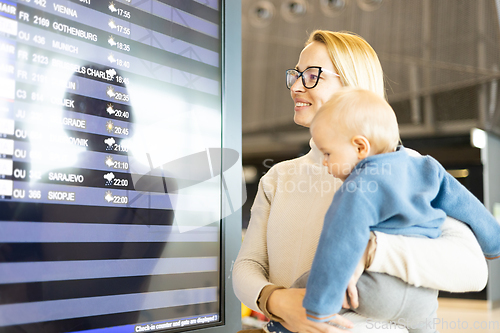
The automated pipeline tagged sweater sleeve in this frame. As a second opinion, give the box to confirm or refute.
[433,166,500,259]
[232,172,274,312]
[368,217,488,292]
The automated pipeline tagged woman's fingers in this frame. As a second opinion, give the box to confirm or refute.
[267,288,353,333]
[299,320,352,333]
[300,314,353,333]
[328,313,354,330]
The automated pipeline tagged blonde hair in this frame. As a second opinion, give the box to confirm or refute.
[313,87,400,154]
[306,30,385,99]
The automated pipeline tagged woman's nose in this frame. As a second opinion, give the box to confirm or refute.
[290,77,305,92]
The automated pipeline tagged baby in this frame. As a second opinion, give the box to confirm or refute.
[265,87,500,333]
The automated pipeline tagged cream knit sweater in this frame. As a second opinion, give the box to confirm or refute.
[233,139,488,312]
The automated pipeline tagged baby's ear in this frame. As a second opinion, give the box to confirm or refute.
[352,135,371,159]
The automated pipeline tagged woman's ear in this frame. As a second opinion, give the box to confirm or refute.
[352,135,371,160]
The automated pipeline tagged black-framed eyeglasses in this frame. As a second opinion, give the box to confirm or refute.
[285,66,340,89]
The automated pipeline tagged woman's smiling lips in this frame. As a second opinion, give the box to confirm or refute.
[294,99,312,111]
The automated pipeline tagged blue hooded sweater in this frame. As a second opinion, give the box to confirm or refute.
[303,146,500,322]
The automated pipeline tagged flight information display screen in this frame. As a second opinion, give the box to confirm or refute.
[0,0,223,332]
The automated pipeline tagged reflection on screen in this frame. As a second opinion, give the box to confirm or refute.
[0,0,222,332]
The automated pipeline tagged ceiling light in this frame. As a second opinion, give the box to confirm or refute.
[281,0,308,22]
[357,0,383,11]
[249,1,275,28]
[320,0,347,16]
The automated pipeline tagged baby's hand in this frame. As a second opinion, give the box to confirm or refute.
[343,241,370,309]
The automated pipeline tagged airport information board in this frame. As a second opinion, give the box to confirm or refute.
[0,0,223,332]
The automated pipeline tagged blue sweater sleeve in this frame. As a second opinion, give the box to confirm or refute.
[431,159,500,259]
[302,182,378,322]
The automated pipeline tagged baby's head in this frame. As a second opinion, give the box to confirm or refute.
[310,87,400,180]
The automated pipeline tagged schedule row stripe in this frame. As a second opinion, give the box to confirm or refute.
[19,0,220,54]
[0,222,218,243]
[0,241,219,262]
[16,4,220,79]
[0,271,219,305]
[0,287,217,327]
[0,257,218,284]
[192,0,219,10]
[0,202,173,225]
[8,141,218,185]
[12,305,218,333]
[3,182,222,213]
[156,0,219,23]
[11,25,220,96]
[69,0,220,37]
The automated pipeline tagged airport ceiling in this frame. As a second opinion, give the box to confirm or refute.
[241,0,500,158]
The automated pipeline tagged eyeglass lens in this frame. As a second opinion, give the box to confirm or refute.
[286,67,321,89]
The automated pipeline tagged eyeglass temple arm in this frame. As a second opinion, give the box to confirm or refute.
[320,68,340,77]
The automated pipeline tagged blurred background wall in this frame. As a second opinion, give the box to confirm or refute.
[239,0,500,301]
[242,0,500,156]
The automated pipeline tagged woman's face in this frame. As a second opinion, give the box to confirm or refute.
[291,42,343,128]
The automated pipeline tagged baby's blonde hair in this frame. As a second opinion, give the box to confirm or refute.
[307,30,385,99]
[313,87,400,154]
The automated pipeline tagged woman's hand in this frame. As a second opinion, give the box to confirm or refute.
[267,288,353,333]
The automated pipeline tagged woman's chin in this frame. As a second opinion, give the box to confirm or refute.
[293,112,313,128]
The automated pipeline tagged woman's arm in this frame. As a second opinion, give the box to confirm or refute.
[232,174,275,311]
[368,217,488,291]
[232,171,354,333]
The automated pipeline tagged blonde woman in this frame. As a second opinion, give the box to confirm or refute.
[233,30,487,333]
